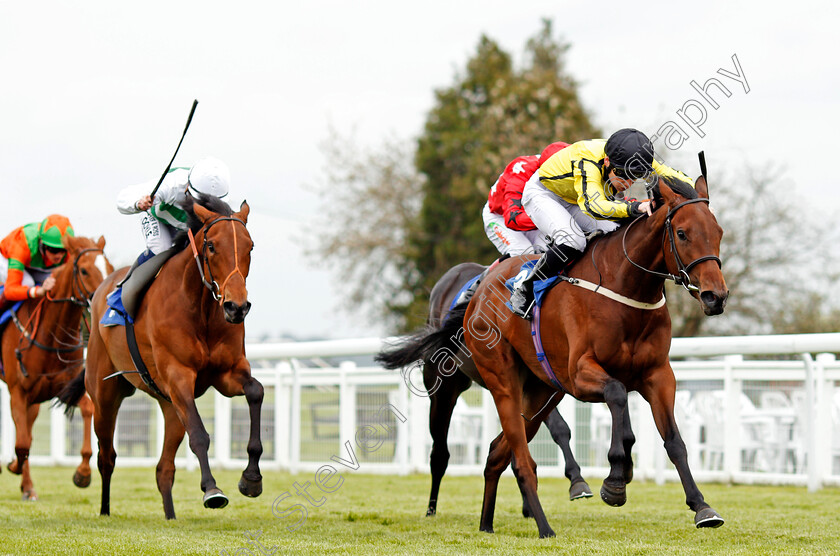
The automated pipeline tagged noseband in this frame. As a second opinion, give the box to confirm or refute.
[622,198,722,292]
[187,216,248,304]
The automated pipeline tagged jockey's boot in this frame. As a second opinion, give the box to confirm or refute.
[509,243,581,319]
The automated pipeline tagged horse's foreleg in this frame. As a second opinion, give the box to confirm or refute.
[426,371,471,517]
[72,394,94,488]
[640,371,724,528]
[168,379,227,510]
[213,368,263,499]
[9,392,39,500]
[620,403,635,485]
[156,401,185,520]
[600,379,630,507]
[544,406,592,500]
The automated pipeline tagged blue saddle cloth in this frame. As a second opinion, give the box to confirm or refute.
[504,261,561,312]
[0,286,24,328]
[449,273,483,311]
[101,287,133,327]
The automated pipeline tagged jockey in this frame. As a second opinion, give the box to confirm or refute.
[0,215,75,302]
[482,142,568,256]
[117,156,230,261]
[509,128,694,319]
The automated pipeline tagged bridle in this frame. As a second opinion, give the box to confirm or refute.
[47,247,106,307]
[622,198,722,292]
[187,216,248,304]
[12,246,104,377]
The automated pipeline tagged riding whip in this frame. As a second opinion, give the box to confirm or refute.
[150,99,199,200]
[698,151,708,196]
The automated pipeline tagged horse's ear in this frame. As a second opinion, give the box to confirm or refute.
[694,175,709,199]
[236,200,250,224]
[193,202,214,223]
[96,235,106,250]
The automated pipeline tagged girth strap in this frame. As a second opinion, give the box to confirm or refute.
[530,305,568,393]
[124,319,171,401]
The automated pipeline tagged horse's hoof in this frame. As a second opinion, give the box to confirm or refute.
[203,488,229,509]
[600,482,626,507]
[73,470,92,488]
[539,527,556,539]
[21,491,38,502]
[238,475,262,498]
[569,479,593,501]
[425,507,436,517]
[522,505,533,518]
[695,507,724,528]
[7,461,22,475]
[479,525,494,534]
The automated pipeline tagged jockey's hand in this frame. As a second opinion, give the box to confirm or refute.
[42,275,57,292]
[637,200,653,216]
[135,195,153,211]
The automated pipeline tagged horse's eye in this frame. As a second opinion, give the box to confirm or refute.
[677,230,687,241]
[80,268,89,276]
[207,242,216,254]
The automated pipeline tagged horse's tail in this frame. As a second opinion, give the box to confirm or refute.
[56,368,86,417]
[375,305,469,370]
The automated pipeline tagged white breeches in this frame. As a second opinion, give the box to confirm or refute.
[521,173,618,252]
[140,213,176,255]
[482,203,548,256]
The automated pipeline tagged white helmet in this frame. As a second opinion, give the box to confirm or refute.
[188,156,230,198]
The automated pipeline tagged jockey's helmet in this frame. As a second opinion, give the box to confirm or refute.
[188,157,230,198]
[39,215,75,249]
[605,128,654,178]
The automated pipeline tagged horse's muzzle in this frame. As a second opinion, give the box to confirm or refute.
[223,300,252,323]
[700,290,728,316]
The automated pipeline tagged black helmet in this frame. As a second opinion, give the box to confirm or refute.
[605,128,654,178]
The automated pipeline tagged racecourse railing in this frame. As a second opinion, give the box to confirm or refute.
[2,333,840,490]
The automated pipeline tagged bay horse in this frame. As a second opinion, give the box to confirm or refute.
[386,261,591,518]
[1,235,111,500]
[379,176,727,537]
[59,195,262,519]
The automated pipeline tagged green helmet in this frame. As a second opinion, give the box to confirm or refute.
[39,215,75,249]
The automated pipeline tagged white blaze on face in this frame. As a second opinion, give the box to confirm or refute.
[94,254,109,277]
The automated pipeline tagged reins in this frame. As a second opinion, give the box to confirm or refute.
[11,246,103,377]
[621,198,721,293]
[187,216,247,304]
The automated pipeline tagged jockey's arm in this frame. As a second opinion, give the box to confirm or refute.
[3,266,47,300]
[574,158,635,220]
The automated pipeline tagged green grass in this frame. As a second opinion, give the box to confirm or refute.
[0,466,838,555]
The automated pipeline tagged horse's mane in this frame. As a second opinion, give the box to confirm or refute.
[172,193,234,251]
[653,175,698,205]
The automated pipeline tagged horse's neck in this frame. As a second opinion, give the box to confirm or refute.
[165,247,223,325]
[33,266,83,342]
[591,213,669,301]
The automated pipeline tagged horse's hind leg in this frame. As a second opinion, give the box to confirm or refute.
[213,369,264,499]
[156,401,186,520]
[544,407,592,500]
[640,368,724,528]
[426,370,471,516]
[72,393,94,488]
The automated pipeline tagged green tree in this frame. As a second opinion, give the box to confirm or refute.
[310,20,599,332]
[403,20,599,330]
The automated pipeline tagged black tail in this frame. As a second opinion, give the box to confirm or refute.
[375,305,469,370]
[56,368,87,417]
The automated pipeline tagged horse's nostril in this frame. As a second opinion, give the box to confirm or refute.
[223,301,237,313]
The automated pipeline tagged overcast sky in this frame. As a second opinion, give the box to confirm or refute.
[2,1,838,340]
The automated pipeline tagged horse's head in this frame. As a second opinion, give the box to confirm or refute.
[57,235,112,304]
[655,176,729,315]
[192,199,253,324]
